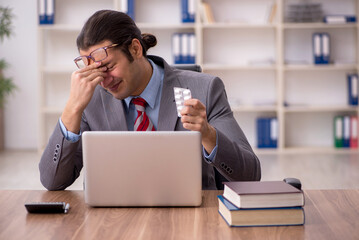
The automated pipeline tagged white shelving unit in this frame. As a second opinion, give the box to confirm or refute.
[38,0,359,154]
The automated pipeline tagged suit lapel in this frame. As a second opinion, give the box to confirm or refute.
[100,89,128,131]
[157,62,181,131]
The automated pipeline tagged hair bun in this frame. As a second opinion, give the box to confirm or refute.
[141,33,157,51]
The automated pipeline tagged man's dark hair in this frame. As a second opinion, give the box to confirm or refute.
[77,10,157,62]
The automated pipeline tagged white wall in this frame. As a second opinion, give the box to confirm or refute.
[0,0,38,149]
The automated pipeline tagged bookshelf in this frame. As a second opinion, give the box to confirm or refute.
[38,0,359,154]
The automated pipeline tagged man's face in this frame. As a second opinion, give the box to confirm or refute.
[79,40,143,99]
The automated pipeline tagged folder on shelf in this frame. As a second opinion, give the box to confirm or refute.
[45,0,55,24]
[343,116,350,148]
[324,15,357,24]
[181,0,195,23]
[350,116,358,149]
[270,118,278,148]
[172,33,196,64]
[172,33,181,64]
[313,33,322,64]
[121,0,135,20]
[256,118,265,148]
[334,116,343,148]
[347,73,358,106]
[38,0,46,24]
[189,33,196,64]
[257,117,277,149]
[181,33,190,64]
[321,33,330,64]
[312,33,330,64]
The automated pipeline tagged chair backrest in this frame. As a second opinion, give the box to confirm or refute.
[173,64,202,72]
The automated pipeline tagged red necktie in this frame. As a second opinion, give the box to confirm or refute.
[132,98,156,131]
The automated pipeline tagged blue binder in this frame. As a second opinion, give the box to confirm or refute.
[256,118,265,148]
[257,117,278,148]
[269,118,278,148]
[324,15,357,24]
[343,116,350,148]
[188,33,196,64]
[38,0,46,24]
[45,0,55,24]
[172,33,181,64]
[313,33,322,64]
[313,33,330,64]
[321,33,330,64]
[348,74,358,106]
[127,0,135,20]
[181,0,195,23]
[120,0,135,20]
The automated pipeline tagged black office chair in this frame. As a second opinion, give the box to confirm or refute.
[172,64,202,72]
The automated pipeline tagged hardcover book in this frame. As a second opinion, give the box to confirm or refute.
[218,195,305,227]
[223,181,304,209]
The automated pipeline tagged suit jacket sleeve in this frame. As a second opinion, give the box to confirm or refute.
[39,118,89,190]
[205,76,261,182]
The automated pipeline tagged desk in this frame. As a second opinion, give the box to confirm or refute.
[0,190,358,240]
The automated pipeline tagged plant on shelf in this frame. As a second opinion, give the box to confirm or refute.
[0,6,16,150]
[0,6,16,107]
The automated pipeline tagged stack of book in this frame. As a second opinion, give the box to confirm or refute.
[218,181,305,227]
[285,3,323,23]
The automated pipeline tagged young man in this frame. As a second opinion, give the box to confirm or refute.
[39,10,261,190]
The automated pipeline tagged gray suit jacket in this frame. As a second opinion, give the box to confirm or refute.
[39,56,261,190]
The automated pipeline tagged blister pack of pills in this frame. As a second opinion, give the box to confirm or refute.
[174,87,192,117]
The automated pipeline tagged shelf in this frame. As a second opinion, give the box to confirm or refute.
[202,22,276,29]
[282,147,359,154]
[203,63,276,71]
[284,106,359,113]
[284,64,357,71]
[283,22,357,29]
[232,105,277,112]
[38,24,82,31]
[37,0,359,152]
[137,22,195,30]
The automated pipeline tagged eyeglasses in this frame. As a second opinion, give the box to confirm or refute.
[74,43,119,69]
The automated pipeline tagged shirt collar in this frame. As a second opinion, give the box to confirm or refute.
[124,58,161,109]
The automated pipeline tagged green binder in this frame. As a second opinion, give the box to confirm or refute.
[334,116,343,148]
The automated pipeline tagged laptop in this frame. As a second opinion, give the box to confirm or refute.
[82,131,202,207]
